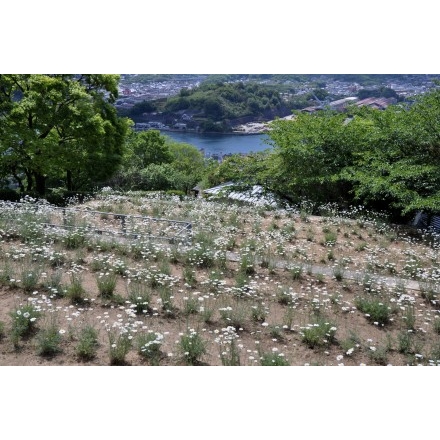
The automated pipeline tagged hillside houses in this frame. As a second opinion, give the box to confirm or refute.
[301,96,396,114]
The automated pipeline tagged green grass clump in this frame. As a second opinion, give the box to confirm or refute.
[127,283,152,315]
[76,325,99,361]
[97,272,118,298]
[66,273,86,303]
[10,304,41,345]
[108,330,132,366]
[178,329,206,365]
[355,297,391,326]
[36,323,62,357]
[301,318,337,349]
[0,320,5,340]
[136,332,163,365]
[65,231,86,249]
[260,352,289,366]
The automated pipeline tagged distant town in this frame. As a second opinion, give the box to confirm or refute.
[116,74,439,134]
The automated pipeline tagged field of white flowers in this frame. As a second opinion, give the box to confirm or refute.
[1,190,439,366]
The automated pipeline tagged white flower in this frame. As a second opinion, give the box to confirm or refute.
[336,354,344,361]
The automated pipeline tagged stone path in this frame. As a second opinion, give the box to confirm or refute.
[225,251,426,292]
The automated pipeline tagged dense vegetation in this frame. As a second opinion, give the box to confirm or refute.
[0,74,131,195]
[163,81,288,124]
[1,74,439,223]
[208,87,440,220]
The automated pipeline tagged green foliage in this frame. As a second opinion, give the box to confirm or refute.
[127,282,152,315]
[97,272,118,298]
[260,352,290,366]
[160,81,287,131]
[178,329,207,365]
[110,131,204,193]
[36,321,62,357]
[267,110,356,204]
[125,130,173,168]
[66,273,86,304]
[76,325,99,361]
[136,332,163,365]
[433,318,440,335]
[355,296,391,326]
[108,329,132,365]
[64,231,87,250]
[10,304,41,344]
[357,87,399,100]
[0,320,5,340]
[264,88,440,218]
[0,74,131,195]
[20,264,42,292]
[301,318,337,348]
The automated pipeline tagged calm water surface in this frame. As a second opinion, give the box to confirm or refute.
[160,131,272,157]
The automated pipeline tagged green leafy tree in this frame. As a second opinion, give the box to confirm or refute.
[343,89,440,216]
[125,130,173,168]
[167,140,205,192]
[266,111,355,204]
[207,151,274,189]
[0,74,131,194]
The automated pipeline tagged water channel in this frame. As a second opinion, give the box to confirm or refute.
[159,131,272,158]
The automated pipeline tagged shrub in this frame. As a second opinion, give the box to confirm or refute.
[290,265,303,280]
[136,332,163,365]
[36,323,62,357]
[182,296,199,316]
[355,297,391,326]
[219,305,246,331]
[76,325,99,361]
[250,302,268,323]
[368,345,389,365]
[260,352,289,366]
[10,304,41,345]
[127,283,152,315]
[66,273,86,304]
[43,270,64,297]
[433,319,440,335]
[178,329,206,365]
[108,329,132,365]
[301,318,337,348]
[398,331,413,354]
[97,272,118,298]
[64,231,86,249]
[323,231,337,246]
[218,328,241,366]
[332,264,345,281]
[183,266,197,287]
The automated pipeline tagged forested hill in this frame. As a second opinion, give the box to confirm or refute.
[125,81,296,132]
[164,82,285,118]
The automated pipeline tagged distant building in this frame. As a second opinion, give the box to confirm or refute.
[328,97,359,111]
[356,97,396,110]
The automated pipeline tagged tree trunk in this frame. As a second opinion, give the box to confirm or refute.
[66,170,73,191]
[34,172,46,195]
[11,169,25,193]
[25,170,33,192]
